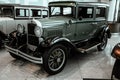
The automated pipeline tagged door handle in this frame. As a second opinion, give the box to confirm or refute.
[92,22,97,25]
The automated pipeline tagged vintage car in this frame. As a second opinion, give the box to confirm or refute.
[111,43,120,80]
[0,4,48,47]
[5,1,111,75]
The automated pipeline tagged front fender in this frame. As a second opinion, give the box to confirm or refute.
[50,37,76,49]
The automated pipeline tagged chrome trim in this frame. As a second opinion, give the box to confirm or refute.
[51,37,71,45]
[5,45,43,64]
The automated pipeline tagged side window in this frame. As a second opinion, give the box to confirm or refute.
[42,10,48,18]
[30,9,41,17]
[96,7,106,18]
[51,7,60,16]
[63,7,72,15]
[16,8,29,17]
[78,7,93,19]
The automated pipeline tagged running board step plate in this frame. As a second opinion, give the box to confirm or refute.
[77,43,101,53]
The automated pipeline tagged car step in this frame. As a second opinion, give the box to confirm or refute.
[77,43,101,53]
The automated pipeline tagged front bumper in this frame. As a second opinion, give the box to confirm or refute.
[5,45,43,64]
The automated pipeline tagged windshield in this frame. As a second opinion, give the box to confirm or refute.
[49,6,75,18]
[0,7,14,17]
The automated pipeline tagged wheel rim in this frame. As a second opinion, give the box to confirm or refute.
[48,48,65,71]
[100,34,107,50]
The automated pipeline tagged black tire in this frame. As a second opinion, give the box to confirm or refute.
[9,52,21,59]
[111,59,120,80]
[97,33,108,51]
[43,44,68,75]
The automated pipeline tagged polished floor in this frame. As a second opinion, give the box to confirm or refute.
[0,34,119,80]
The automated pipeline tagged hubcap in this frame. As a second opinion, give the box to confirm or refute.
[48,48,65,71]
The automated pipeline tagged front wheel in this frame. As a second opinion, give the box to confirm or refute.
[43,44,68,75]
[97,33,108,51]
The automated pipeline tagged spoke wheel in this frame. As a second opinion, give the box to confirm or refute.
[43,44,67,75]
[97,33,108,51]
[48,48,65,71]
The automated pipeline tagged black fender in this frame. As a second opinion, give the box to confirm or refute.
[95,25,111,42]
[50,37,76,48]
[99,25,110,42]
[50,37,76,56]
[37,37,76,56]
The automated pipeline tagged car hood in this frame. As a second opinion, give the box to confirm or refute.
[38,16,73,28]
[0,17,13,21]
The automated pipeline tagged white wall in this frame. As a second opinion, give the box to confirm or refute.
[108,0,120,22]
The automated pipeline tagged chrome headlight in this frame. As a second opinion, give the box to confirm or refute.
[34,26,43,37]
[17,24,25,33]
[33,19,43,37]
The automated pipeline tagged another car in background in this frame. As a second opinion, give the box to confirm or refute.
[6,1,111,75]
[0,4,48,47]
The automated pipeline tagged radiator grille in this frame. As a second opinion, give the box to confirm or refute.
[28,23,38,46]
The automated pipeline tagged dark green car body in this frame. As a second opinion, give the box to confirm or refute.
[6,1,111,75]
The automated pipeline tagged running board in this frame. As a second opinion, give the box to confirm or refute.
[77,43,101,53]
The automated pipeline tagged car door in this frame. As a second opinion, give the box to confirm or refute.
[64,19,76,41]
[75,6,96,41]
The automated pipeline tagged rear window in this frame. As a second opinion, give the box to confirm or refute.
[96,7,106,18]
[30,9,41,17]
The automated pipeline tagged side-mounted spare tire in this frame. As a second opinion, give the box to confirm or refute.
[43,44,68,75]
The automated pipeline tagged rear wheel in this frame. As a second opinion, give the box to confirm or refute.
[43,44,68,75]
[97,33,108,51]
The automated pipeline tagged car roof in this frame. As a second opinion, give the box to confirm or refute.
[49,1,109,7]
[0,3,47,8]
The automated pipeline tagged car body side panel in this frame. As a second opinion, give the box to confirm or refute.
[76,19,97,40]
